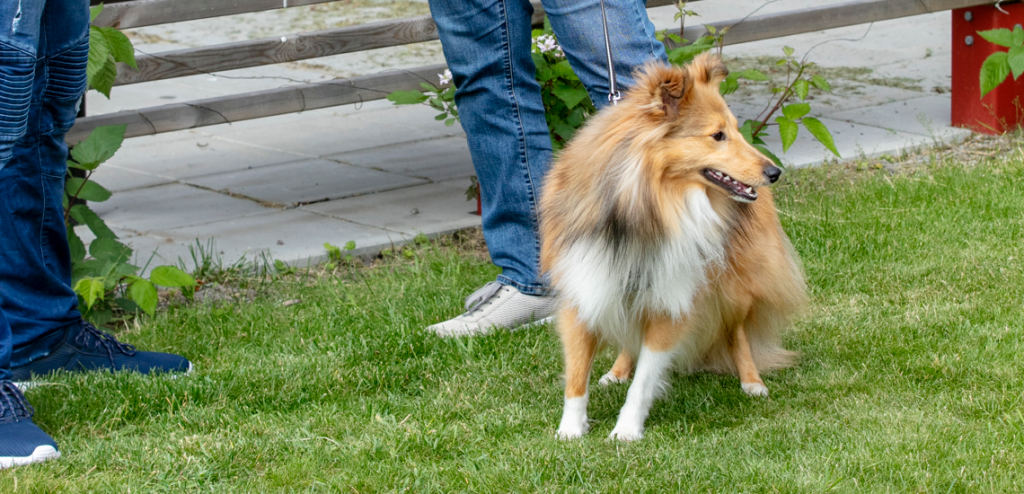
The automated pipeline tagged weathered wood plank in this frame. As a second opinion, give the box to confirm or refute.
[115,16,439,85]
[93,0,340,29]
[69,64,449,144]
[110,0,680,86]
[666,0,993,48]
[94,0,682,30]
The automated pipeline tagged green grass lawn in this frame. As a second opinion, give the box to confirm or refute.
[5,148,1024,492]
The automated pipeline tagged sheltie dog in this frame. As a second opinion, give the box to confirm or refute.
[539,53,807,441]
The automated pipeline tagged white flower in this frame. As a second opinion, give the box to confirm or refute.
[438,69,453,86]
[535,34,564,56]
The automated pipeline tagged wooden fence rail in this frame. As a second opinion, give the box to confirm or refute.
[70,0,994,144]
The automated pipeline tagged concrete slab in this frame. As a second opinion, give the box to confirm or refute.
[759,117,929,168]
[829,95,972,142]
[88,165,173,193]
[215,113,442,158]
[346,103,466,137]
[185,158,426,206]
[328,136,474,182]
[106,133,306,180]
[302,180,481,236]
[91,183,272,232]
[143,209,395,273]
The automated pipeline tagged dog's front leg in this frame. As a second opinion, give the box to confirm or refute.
[557,306,598,439]
[608,316,682,441]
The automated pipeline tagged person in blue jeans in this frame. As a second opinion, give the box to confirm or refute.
[425,0,667,336]
[0,0,191,468]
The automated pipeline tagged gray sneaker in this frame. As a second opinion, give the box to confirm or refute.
[426,282,556,337]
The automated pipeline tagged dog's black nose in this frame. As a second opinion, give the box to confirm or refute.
[764,165,782,183]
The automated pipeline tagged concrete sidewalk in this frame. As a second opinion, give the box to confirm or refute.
[80,0,973,273]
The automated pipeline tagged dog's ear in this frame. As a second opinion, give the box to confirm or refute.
[690,52,729,85]
[657,70,687,120]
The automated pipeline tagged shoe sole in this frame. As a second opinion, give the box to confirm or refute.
[0,446,60,469]
[430,315,556,337]
[15,361,194,390]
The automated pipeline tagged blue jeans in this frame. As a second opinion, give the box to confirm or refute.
[428,0,666,295]
[0,0,90,380]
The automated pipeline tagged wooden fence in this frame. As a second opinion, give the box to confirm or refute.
[67,0,996,144]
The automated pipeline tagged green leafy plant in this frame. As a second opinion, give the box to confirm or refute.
[727,46,840,164]
[387,69,459,127]
[977,25,1024,97]
[530,19,598,150]
[324,241,357,270]
[87,4,138,98]
[66,125,197,326]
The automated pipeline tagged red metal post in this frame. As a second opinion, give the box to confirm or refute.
[951,3,1024,134]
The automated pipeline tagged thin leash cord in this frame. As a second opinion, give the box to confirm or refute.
[599,0,621,105]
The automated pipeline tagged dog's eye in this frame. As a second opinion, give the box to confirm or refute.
[712,131,726,142]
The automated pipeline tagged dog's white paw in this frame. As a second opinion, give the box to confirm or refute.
[556,422,589,440]
[557,396,589,440]
[742,382,769,397]
[608,423,644,442]
[598,372,630,386]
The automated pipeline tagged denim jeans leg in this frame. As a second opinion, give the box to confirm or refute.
[542,0,667,109]
[428,0,552,295]
[0,0,89,366]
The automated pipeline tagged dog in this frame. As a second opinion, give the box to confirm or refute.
[539,53,807,441]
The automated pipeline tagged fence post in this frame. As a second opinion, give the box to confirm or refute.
[951,4,1024,135]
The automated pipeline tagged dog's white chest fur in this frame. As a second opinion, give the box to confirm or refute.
[553,188,726,345]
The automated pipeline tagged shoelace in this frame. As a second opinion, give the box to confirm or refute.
[74,322,137,367]
[0,381,33,422]
[463,281,504,315]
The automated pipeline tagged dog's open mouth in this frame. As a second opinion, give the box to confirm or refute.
[702,169,757,202]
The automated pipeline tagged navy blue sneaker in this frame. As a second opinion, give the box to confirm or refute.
[0,381,59,469]
[11,321,192,382]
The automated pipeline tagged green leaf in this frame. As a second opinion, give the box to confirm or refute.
[793,80,810,101]
[89,237,132,263]
[736,69,769,81]
[551,119,577,142]
[114,297,140,314]
[720,77,739,95]
[803,117,840,158]
[386,90,428,105]
[69,204,118,239]
[551,61,577,79]
[811,75,831,92]
[776,116,798,153]
[782,103,811,121]
[552,83,590,110]
[344,241,356,251]
[1014,25,1024,48]
[980,52,1011,97]
[667,44,714,66]
[1008,46,1024,80]
[754,144,782,166]
[783,46,795,57]
[70,124,126,168]
[96,27,137,69]
[65,177,112,202]
[74,277,106,310]
[90,4,104,22]
[978,28,1014,48]
[126,276,157,317]
[68,228,86,264]
[150,266,197,288]
[738,120,755,144]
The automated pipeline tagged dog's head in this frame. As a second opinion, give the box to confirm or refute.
[626,53,780,203]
